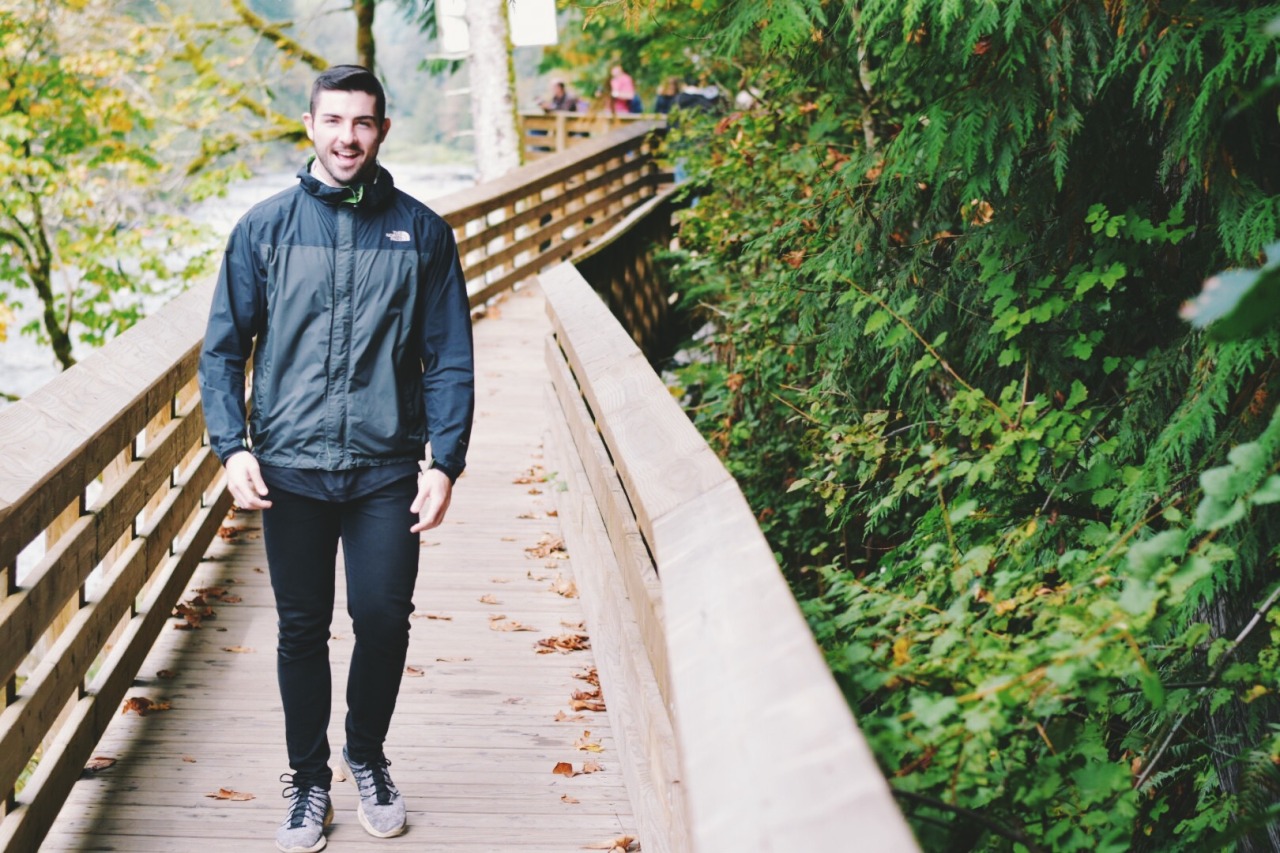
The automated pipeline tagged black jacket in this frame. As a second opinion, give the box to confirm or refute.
[198,162,474,479]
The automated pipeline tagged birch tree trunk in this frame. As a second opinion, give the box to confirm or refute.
[466,0,520,181]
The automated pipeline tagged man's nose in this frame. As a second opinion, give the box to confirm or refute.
[338,122,357,144]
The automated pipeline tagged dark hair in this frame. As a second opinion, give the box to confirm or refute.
[310,65,386,123]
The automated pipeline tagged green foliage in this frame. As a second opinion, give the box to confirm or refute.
[0,1,215,374]
[595,0,1280,848]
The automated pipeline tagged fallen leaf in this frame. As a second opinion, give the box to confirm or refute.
[527,570,551,582]
[552,762,577,777]
[572,688,602,702]
[405,665,425,677]
[196,586,227,598]
[412,612,452,620]
[420,540,441,548]
[478,594,502,605]
[574,667,600,687]
[574,731,604,752]
[221,595,243,604]
[156,669,177,680]
[332,765,347,783]
[253,567,265,573]
[85,756,116,772]
[221,646,254,654]
[550,575,578,599]
[436,656,472,662]
[561,794,580,804]
[182,755,197,763]
[562,620,586,632]
[536,633,591,654]
[206,788,255,801]
[528,487,543,495]
[547,509,559,517]
[513,466,547,484]
[491,618,536,632]
[555,710,589,722]
[582,760,604,774]
[501,536,518,542]
[571,698,607,712]
[583,835,634,851]
[517,512,539,520]
[121,697,171,716]
[525,534,567,560]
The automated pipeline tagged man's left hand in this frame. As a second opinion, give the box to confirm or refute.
[411,467,453,532]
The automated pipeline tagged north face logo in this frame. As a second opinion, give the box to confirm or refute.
[385,230,411,242]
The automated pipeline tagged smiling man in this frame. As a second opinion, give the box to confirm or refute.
[198,65,474,853]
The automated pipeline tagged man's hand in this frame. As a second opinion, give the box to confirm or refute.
[225,451,272,510]
[411,467,453,532]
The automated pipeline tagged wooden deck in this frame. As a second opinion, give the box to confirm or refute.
[40,285,640,852]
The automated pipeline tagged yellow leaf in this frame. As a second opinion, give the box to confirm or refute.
[892,635,911,666]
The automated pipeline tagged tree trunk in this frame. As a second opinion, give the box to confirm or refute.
[355,0,376,73]
[466,0,520,181]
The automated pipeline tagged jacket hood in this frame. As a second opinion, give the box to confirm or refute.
[297,159,395,210]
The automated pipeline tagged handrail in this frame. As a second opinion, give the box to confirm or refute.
[540,236,919,849]
[519,110,658,160]
[0,120,663,853]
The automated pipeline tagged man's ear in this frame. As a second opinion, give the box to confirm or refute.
[302,113,315,141]
[379,117,391,142]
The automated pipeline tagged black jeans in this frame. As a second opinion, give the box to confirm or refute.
[261,477,420,788]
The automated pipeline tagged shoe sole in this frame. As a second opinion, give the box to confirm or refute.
[344,755,408,839]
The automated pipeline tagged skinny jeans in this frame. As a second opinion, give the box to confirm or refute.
[261,476,420,788]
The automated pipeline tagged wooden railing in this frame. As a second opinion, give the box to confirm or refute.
[540,202,920,852]
[520,110,658,161]
[0,120,663,853]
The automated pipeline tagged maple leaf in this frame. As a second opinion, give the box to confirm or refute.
[550,575,578,598]
[478,594,502,605]
[583,835,635,851]
[555,710,589,722]
[121,697,171,716]
[574,731,604,752]
[582,760,603,773]
[404,665,425,677]
[205,788,255,801]
[552,762,577,777]
[491,618,537,632]
[561,794,580,804]
[574,667,600,687]
[536,633,591,654]
[85,756,116,772]
[524,534,567,560]
[571,698,607,712]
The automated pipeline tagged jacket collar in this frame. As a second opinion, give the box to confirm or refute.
[297,159,395,210]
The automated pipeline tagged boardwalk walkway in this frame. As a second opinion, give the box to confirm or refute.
[40,285,640,852]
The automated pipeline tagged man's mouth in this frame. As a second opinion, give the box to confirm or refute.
[333,149,362,164]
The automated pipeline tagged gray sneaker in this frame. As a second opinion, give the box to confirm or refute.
[342,745,407,838]
[276,775,333,853]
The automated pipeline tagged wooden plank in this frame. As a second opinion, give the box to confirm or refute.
[0,472,232,853]
[541,264,730,543]
[544,380,689,853]
[0,540,147,799]
[544,336,670,703]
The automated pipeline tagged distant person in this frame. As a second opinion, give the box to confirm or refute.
[610,65,636,114]
[653,77,681,114]
[199,64,474,853]
[538,80,576,113]
[675,80,722,113]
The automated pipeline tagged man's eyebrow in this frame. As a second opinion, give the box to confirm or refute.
[318,112,379,121]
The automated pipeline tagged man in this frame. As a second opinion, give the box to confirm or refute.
[198,65,474,853]
[538,79,576,113]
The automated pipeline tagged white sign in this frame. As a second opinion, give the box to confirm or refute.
[509,0,558,47]
[437,0,469,56]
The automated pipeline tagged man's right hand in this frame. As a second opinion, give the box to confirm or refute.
[225,450,272,510]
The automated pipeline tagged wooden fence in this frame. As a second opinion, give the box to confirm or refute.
[520,110,658,161]
[0,120,664,853]
[540,201,920,852]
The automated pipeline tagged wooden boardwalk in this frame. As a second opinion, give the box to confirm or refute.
[40,285,640,852]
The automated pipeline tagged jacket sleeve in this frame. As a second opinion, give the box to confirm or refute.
[418,218,475,481]
[198,222,265,464]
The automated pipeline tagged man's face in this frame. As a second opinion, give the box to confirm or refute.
[303,89,389,187]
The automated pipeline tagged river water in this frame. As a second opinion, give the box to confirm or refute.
[0,161,476,409]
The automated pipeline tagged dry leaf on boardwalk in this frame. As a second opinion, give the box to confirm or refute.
[222,646,254,654]
[404,665,425,677]
[517,512,540,520]
[182,755,198,763]
[528,487,543,495]
[536,633,591,654]
[172,599,214,629]
[121,697,170,716]
[583,836,635,852]
[571,698,607,713]
[436,656,472,662]
[561,794,580,804]
[575,667,600,687]
[562,620,586,632]
[216,525,259,542]
[525,534,566,560]
[412,612,452,621]
[547,509,559,517]
[220,594,243,604]
[196,586,227,598]
[573,688,602,702]
[156,669,177,680]
[527,570,551,582]
[253,566,265,573]
[552,762,577,777]
[550,575,578,599]
[582,760,604,773]
[85,756,116,772]
[491,578,512,583]
[490,617,537,632]
[478,594,501,605]
[574,731,604,753]
[206,788,255,801]
[555,710,589,723]
[513,466,547,484]
[501,536,518,542]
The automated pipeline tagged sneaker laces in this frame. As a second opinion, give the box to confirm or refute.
[352,756,399,806]
[280,773,328,828]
